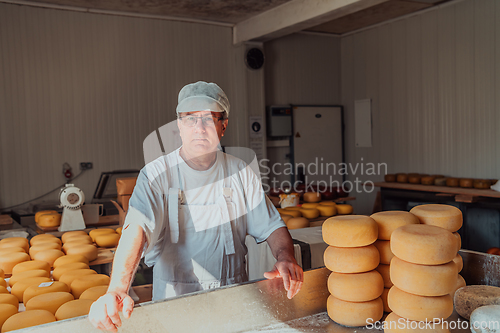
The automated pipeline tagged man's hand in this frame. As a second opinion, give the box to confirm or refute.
[264,257,303,299]
[89,291,134,332]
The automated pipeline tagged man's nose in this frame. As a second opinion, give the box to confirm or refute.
[193,118,206,131]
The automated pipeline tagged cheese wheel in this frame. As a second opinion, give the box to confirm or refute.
[421,176,436,185]
[280,209,302,218]
[33,249,64,267]
[446,178,459,187]
[71,274,110,299]
[12,260,50,275]
[59,269,97,290]
[89,229,116,242]
[9,269,50,287]
[0,237,29,246]
[0,268,3,279]
[0,304,18,331]
[30,234,59,246]
[23,281,70,305]
[29,243,62,259]
[319,201,336,206]
[53,262,90,281]
[322,215,378,247]
[474,179,491,189]
[0,286,7,294]
[0,247,25,257]
[370,211,420,240]
[454,285,500,320]
[408,175,421,184]
[55,299,94,320]
[373,240,394,265]
[65,244,98,262]
[62,239,94,253]
[0,252,30,275]
[390,224,457,265]
[453,232,461,252]
[396,174,408,183]
[116,227,122,235]
[0,294,18,308]
[286,217,309,230]
[11,277,52,302]
[62,235,93,245]
[336,204,353,215]
[327,270,384,302]
[316,205,337,217]
[303,192,321,203]
[299,208,320,219]
[95,234,120,248]
[25,291,74,315]
[450,274,466,298]
[53,254,89,268]
[453,254,463,273]
[80,285,108,301]
[283,206,301,211]
[37,213,61,228]
[409,204,462,232]
[390,257,457,296]
[381,288,391,313]
[324,245,379,273]
[1,309,56,332]
[384,312,451,332]
[280,214,293,224]
[327,295,383,327]
[301,203,319,209]
[434,177,447,186]
[61,231,89,243]
[376,264,393,288]
[385,174,396,182]
[0,239,29,253]
[35,211,58,223]
[459,178,473,188]
[388,286,453,322]
[0,278,5,288]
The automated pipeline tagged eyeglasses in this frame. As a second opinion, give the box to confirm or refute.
[179,115,223,127]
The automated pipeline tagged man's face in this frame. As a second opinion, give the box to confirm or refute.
[177,111,228,157]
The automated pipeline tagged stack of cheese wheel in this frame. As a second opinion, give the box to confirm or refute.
[322,215,383,327]
[316,201,337,218]
[299,203,320,219]
[29,234,64,267]
[278,208,309,230]
[0,237,30,275]
[409,204,465,298]
[61,231,98,262]
[89,228,120,249]
[336,204,353,215]
[370,211,420,313]
[386,223,457,330]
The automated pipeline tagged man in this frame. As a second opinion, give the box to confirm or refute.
[89,81,303,331]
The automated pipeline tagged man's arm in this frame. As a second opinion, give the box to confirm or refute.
[264,227,304,299]
[88,223,146,332]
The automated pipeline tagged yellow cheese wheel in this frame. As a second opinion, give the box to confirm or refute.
[55,299,94,320]
[286,217,310,230]
[33,249,64,267]
[301,203,319,209]
[35,210,58,223]
[30,234,60,246]
[384,312,451,332]
[53,254,89,268]
[37,213,61,228]
[322,215,378,247]
[381,288,391,313]
[62,234,93,244]
[62,239,94,253]
[0,278,5,288]
[0,247,25,257]
[33,238,63,248]
[280,214,294,224]
[0,252,30,275]
[390,224,457,265]
[299,208,320,219]
[316,204,337,217]
[61,231,89,243]
[116,227,122,235]
[324,245,380,273]
[453,232,461,252]
[376,264,393,288]
[25,291,74,315]
[282,206,301,211]
[0,268,3,279]
[390,257,457,296]
[65,244,98,262]
[408,175,421,184]
[11,277,52,302]
[12,260,50,275]
[453,254,463,273]
[336,204,353,215]
[59,269,97,290]
[421,176,436,185]
[327,270,384,302]
[89,229,116,242]
[53,262,90,281]
[1,309,56,332]
[95,234,121,248]
[303,192,321,203]
[387,286,453,322]
[0,286,8,294]
[370,211,420,240]
[327,295,383,327]
[23,281,70,305]
[0,238,29,253]
[450,274,466,298]
[319,201,336,206]
[396,174,408,183]
[9,269,50,287]
[0,304,18,331]
[29,243,61,259]
[446,178,459,187]
[71,274,110,299]
[373,240,394,265]
[0,294,18,308]
[280,209,302,218]
[409,204,462,232]
[80,285,108,301]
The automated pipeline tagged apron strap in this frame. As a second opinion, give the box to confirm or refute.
[220,153,235,255]
[168,153,183,244]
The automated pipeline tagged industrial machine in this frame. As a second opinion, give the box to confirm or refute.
[58,184,86,232]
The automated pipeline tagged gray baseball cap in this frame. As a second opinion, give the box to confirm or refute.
[176,81,230,117]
